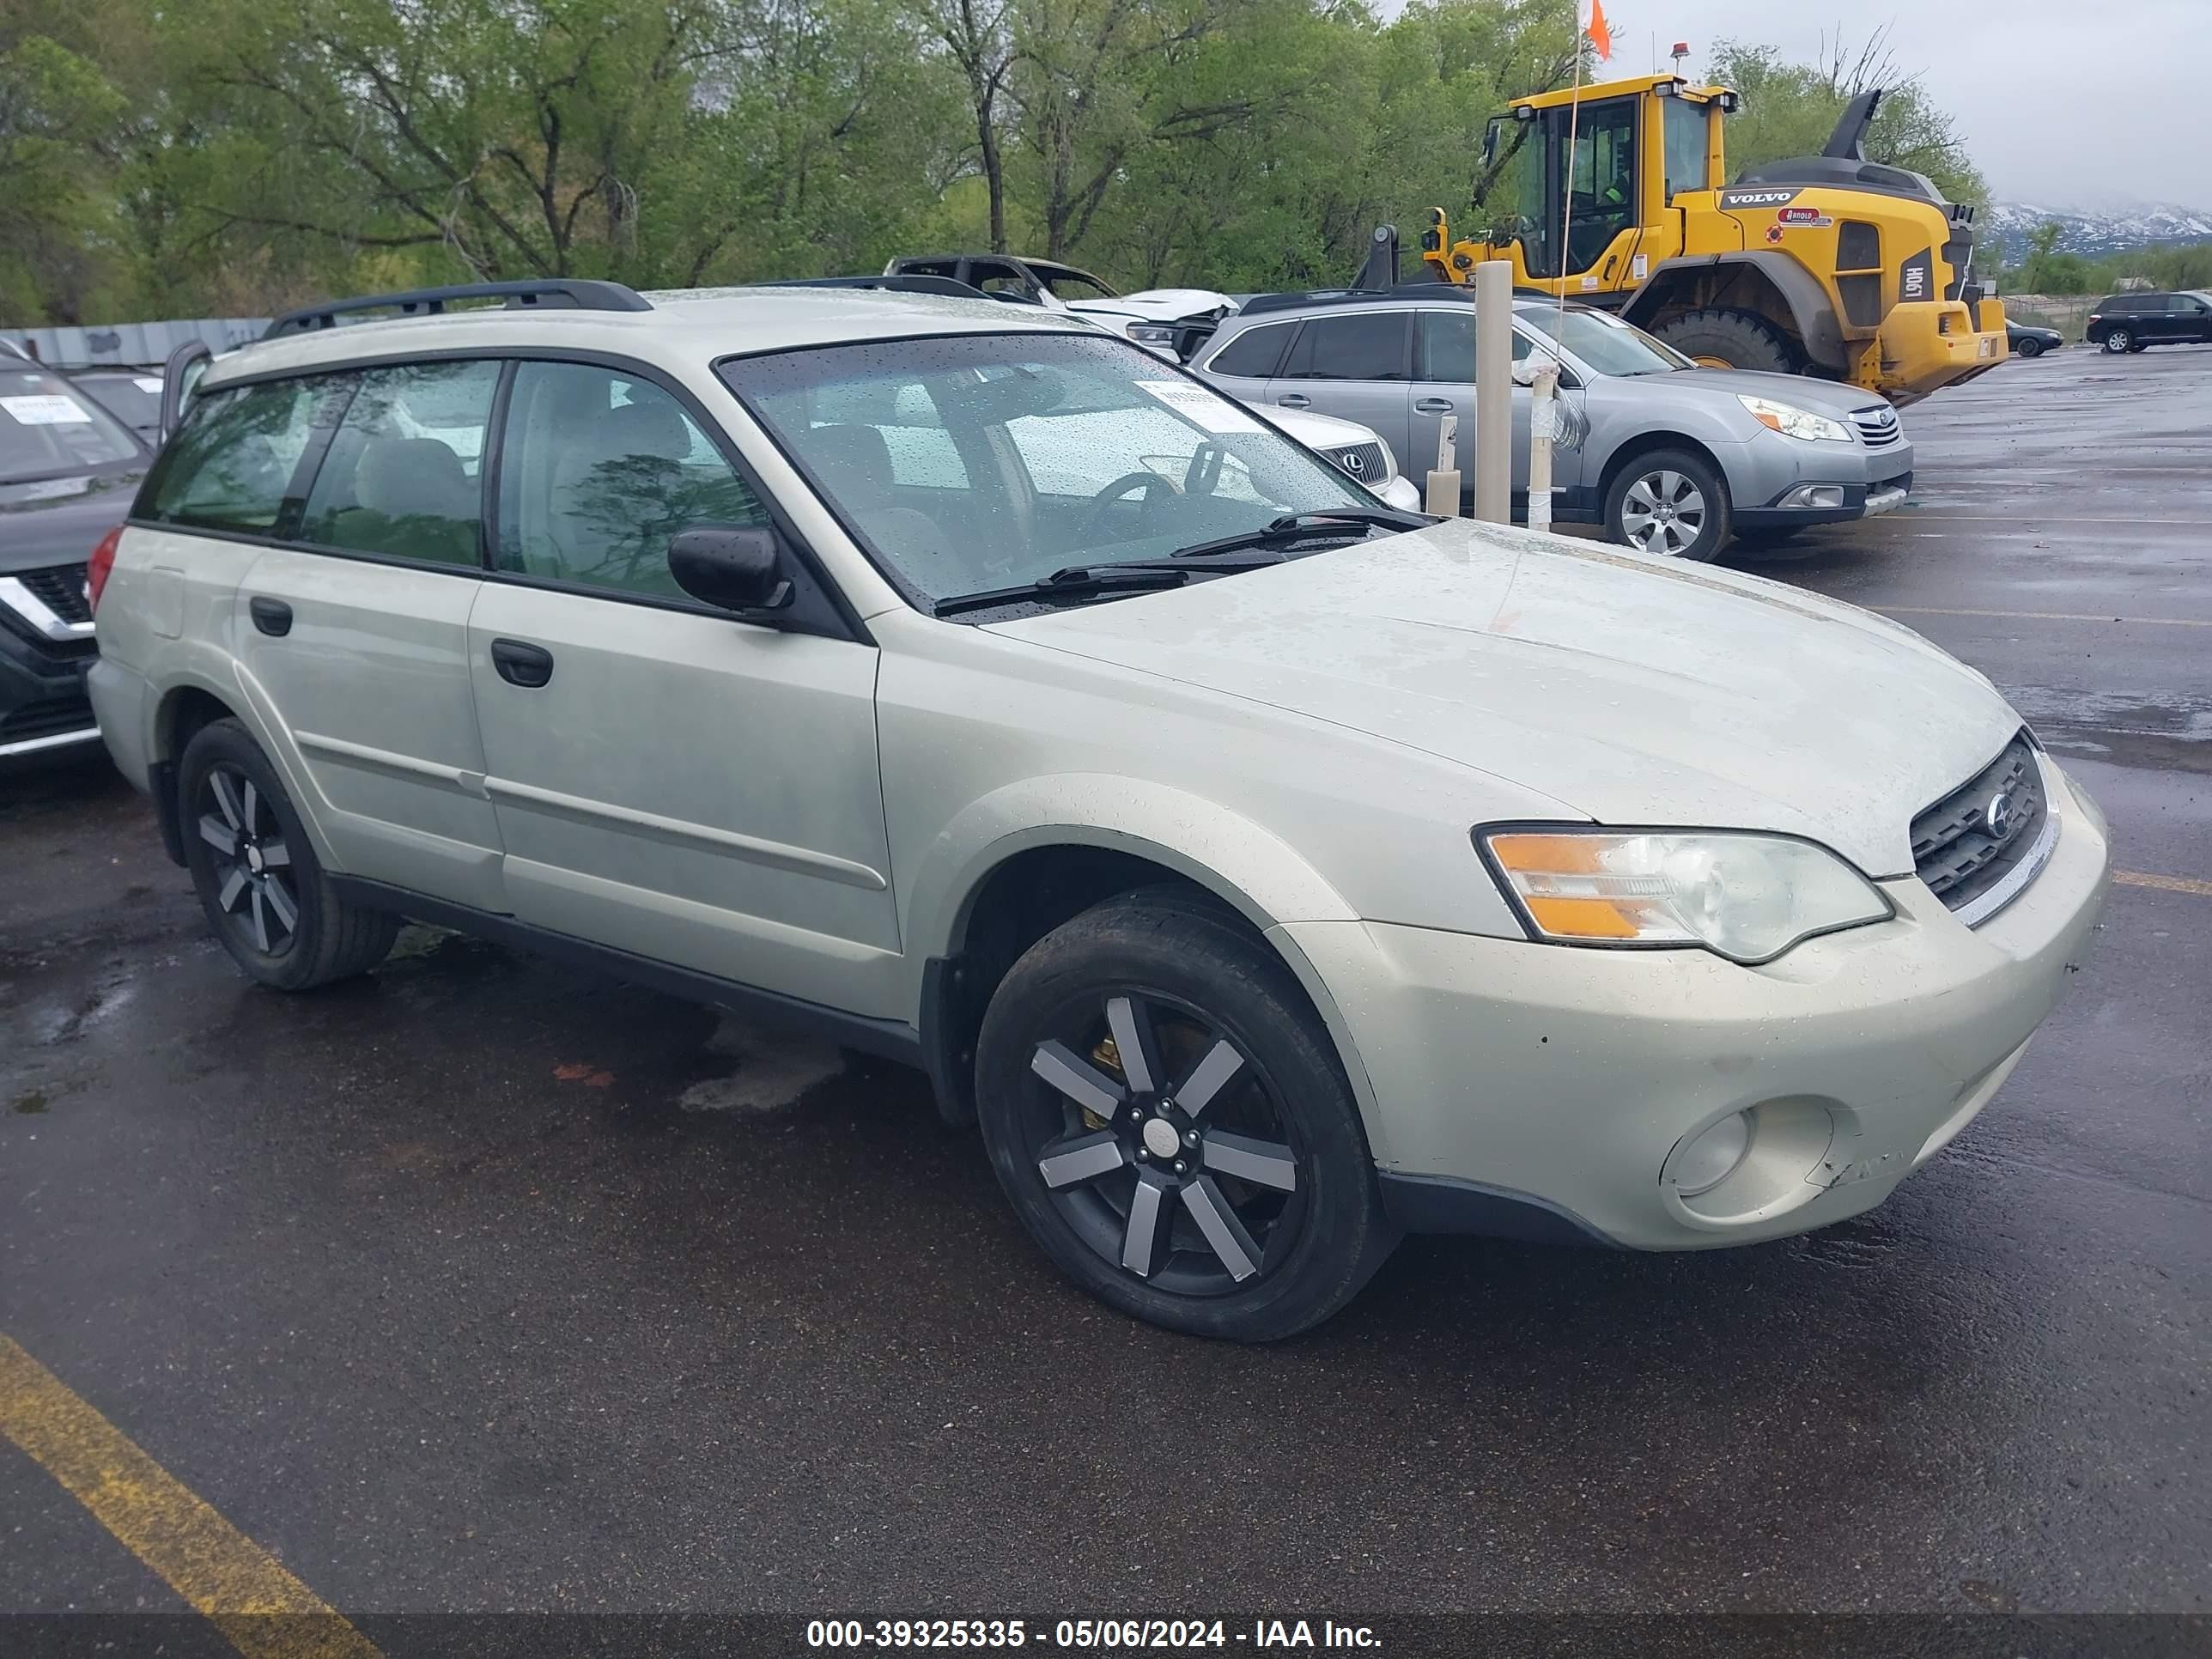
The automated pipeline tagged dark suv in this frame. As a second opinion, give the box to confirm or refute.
[1,360,148,762]
[2085,291,2212,354]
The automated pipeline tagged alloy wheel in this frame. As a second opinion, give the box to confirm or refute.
[1025,992,1306,1295]
[197,763,299,956]
[1620,469,1709,556]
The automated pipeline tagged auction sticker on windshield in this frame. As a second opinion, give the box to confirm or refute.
[1,396,94,426]
[1133,380,1262,434]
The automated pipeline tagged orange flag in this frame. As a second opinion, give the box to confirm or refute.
[1583,0,1613,61]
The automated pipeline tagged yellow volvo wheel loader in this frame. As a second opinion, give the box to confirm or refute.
[1422,76,2007,404]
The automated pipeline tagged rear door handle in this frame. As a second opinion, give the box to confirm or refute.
[489,638,554,689]
[248,597,292,637]
[1274,393,1310,409]
[1414,398,1455,415]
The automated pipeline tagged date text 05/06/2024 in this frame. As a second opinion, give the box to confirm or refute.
[805,1619,1382,1649]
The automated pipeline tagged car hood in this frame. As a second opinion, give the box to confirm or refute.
[1067,289,1232,324]
[988,519,2021,878]
[0,464,144,572]
[1640,367,1885,419]
[1265,405,1389,452]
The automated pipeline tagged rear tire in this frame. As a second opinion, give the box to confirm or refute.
[975,887,1395,1341]
[1650,307,1801,374]
[1605,447,1732,562]
[2102,329,2132,354]
[179,719,399,991]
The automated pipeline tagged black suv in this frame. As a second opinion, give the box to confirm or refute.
[2085,290,2212,354]
[1,359,148,762]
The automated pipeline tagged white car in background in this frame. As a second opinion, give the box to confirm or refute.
[884,254,1233,360]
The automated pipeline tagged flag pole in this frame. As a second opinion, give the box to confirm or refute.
[1557,2,1586,341]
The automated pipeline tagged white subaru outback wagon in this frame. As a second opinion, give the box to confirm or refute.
[88,278,2109,1340]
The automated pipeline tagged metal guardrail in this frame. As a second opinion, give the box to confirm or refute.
[0,318,270,369]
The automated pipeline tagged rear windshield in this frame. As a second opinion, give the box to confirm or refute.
[0,368,140,482]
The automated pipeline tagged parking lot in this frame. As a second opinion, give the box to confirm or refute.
[3,344,2207,1637]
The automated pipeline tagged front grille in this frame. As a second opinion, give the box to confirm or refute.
[16,563,92,624]
[1910,733,2050,920]
[1328,442,1389,484]
[0,693,95,744]
[1850,405,1903,447]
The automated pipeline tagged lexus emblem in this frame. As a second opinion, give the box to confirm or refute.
[1339,449,1367,477]
[1984,791,2014,839]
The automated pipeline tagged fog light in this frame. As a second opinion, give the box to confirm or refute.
[1672,1110,1753,1195]
[1780,483,1846,509]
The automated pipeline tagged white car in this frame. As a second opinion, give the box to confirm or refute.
[88,279,2108,1340]
[883,254,1232,359]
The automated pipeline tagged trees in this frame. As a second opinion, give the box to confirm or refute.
[2,1,2001,323]
[1711,28,1985,207]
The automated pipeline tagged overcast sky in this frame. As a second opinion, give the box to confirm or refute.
[1585,1,2212,207]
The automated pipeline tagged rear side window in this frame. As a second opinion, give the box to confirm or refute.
[141,376,330,534]
[495,361,769,599]
[1206,323,1294,380]
[1279,313,1410,381]
[300,361,501,567]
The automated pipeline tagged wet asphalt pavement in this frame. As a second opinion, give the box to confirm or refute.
[2,344,2207,1632]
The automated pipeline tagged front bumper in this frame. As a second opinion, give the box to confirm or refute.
[1726,428,1916,531]
[1282,763,2111,1251]
[0,598,100,760]
[1878,297,2009,404]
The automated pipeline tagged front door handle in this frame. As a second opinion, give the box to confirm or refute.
[248,597,292,637]
[1414,398,1455,415]
[1274,392,1310,409]
[489,638,554,689]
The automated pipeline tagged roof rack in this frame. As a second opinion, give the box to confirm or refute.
[263,279,652,339]
[762,275,989,300]
[1236,283,1561,317]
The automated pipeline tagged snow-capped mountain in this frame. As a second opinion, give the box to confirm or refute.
[1982,197,2212,262]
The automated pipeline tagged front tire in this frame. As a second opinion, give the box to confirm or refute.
[2014,337,2043,359]
[975,889,1395,1341]
[1650,307,1800,374]
[179,718,399,990]
[1606,447,1732,561]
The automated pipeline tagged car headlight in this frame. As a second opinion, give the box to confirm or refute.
[1736,395,1851,443]
[1476,828,1892,964]
[1127,323,1179,348]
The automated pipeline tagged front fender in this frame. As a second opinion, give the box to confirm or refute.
[903,773,1361,969]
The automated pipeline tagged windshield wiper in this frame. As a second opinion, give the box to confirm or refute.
[1168,508,1431,562]
[932,554,1301,617]
[932,562,1194,617]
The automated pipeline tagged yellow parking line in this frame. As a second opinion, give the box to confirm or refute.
[1875,605,2212,629]
[2114,870,2212,897]
[0,1334,382,1659]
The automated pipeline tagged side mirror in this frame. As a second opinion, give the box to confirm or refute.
[668,526,794,617]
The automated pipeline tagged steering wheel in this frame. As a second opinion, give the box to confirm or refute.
[1080,470,1179,538]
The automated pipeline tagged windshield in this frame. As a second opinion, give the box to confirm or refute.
[722,332,1377,607]
[1038,268,1117,301]
[1517,306,1692,377]
[0,368,140,482]
[74,371,164,434]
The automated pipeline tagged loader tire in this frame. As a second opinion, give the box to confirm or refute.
[1653,307,1802,374]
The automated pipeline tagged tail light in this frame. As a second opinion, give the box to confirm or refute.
[86,525,123,614]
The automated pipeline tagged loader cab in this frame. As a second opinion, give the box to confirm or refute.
[1479,77,1731,289]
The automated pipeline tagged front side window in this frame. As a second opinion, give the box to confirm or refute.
[141,375,330,533]
[496,362,768,599]
[1415,310,1534,382]
[1279,313,1410,381]
[301,360,500,566]
[723,332,1376,604]
[0,368,140,483]
[1564,97,1637,270]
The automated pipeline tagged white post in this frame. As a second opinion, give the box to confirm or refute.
[1424,414,1461,517]
[1525,359,1559,533]
[1473,259,1513,524]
